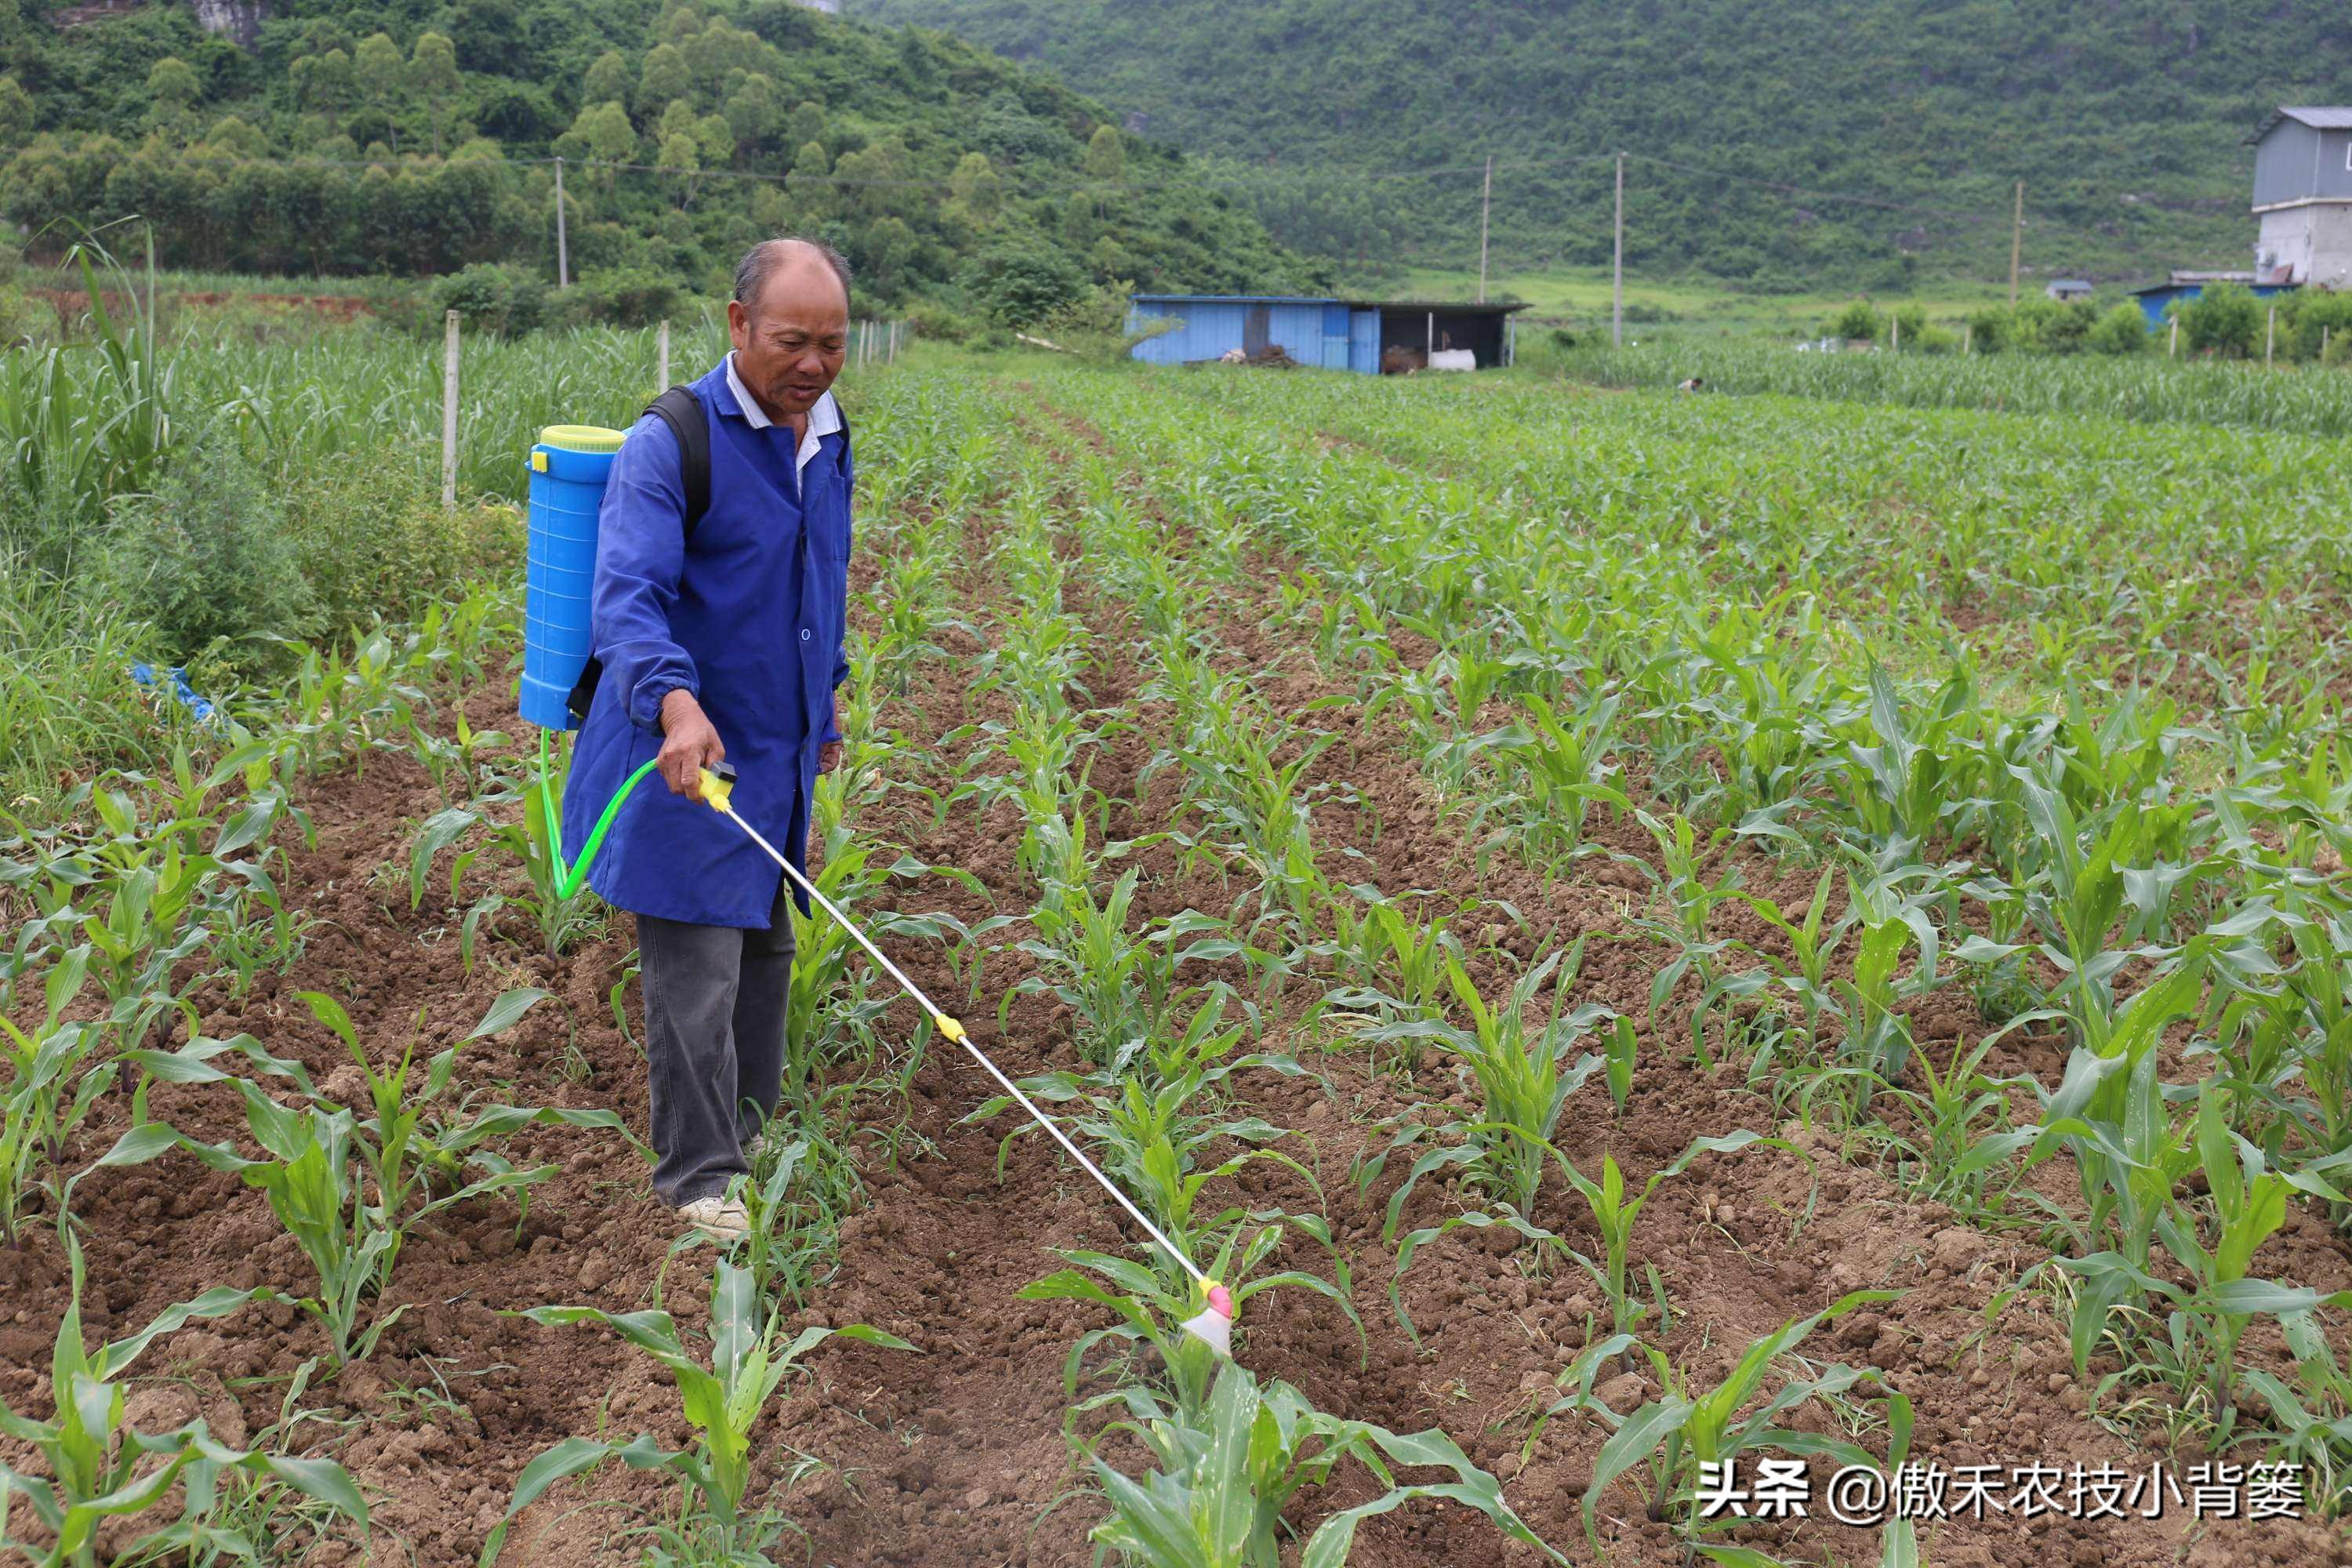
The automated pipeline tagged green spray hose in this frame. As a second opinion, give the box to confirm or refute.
[538,728,662,898]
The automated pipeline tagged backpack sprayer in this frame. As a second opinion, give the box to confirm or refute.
[518,422,1236,1357]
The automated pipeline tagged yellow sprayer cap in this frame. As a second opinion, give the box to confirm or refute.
[538,424,627,454]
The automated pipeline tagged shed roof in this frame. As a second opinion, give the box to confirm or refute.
[1130,293,1530,314]
[2128,270,2256,296]
[1129,294,1344,305]
[2248,107,2352,143]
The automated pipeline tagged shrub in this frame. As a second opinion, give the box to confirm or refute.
[2282,287,2352,361]
[432,263,548,335]
[100,419,320,672]
[960,237,1086,328]
[899,299,975,343]
[575,266,684,328]
[2174,282,2263,358]
[1829,300,1878,341]
[2086,302,2151,355]
[284,452,514,637]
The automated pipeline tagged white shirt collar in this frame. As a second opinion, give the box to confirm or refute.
[724,351,840,473]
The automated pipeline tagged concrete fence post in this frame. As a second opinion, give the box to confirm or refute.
[441,310,460,513]
[657,319,670,390]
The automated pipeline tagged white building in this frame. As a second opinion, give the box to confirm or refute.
[2248,107,2352,289]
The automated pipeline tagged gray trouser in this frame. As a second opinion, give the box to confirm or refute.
[637,877,797,1205]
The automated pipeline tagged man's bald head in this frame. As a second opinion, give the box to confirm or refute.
[732,238,851,321]
[728,237,851,426]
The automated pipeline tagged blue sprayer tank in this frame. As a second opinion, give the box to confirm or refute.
[520,424,627,730]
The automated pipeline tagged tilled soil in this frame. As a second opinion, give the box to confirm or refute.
[6,400,2352,1568]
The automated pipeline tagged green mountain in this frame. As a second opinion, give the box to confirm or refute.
[857,0,2352,292]
[0,0,1319,318]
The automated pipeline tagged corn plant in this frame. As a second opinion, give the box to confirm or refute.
[1320,891,1469,1026]
[1537,1290,1905,1552]
[100,1091,405,1367]
[0,1236,366,1568]
[978,1003,1356,1332]
[1086,1361,1563,1568]
[0,949,108,1245]
[2060,1084,2352,1429]
[1465,688,1628,866]
[484,1258,913,1565]
[408,746,602,960]
[2242,1309,2352,1518]
[1355,945,1613,1230]
[297,989,630,1223]
[1390,1127,1788,1346]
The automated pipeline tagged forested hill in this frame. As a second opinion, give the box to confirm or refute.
[858,0,2352,291]
[0,0,1317,319]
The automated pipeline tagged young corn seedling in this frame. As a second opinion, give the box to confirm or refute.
[1319,891,1471,1029]
[0,948,109,1245]
[1388,1127,1788,1348]
[297,989,630,1224]
[2241,1309,2352,1518]
[1468,689,1629,868]
[2063,1082,2352,1432]
[980,1001,1357,1332]
[0,1236,367,1568]
[100,1089,405,1367]
[1355,945,1613,1234]
[485,1258,913,1566]
[1086,1361,1564,1568]
[1537,1290,1907,1555]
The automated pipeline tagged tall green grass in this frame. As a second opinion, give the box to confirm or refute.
[1562,339,2352,439]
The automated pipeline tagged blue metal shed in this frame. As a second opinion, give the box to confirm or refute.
[2130,272,2297,329]
[1127,295,1527,372]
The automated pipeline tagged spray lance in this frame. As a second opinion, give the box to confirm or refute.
[693,763,1236,1356]
[516,425,1234,1356]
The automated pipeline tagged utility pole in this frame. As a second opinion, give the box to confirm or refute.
[2008,180,2023,307]
[554,157,570,290]
[1613,151,1625,348]
[1477,154,1493,303]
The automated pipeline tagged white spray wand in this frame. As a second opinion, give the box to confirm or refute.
[695,764,1236,1357]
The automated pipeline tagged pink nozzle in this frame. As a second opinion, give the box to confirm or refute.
[1207,1284,1234,1319]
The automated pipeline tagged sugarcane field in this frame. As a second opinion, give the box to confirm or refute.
[5,5,2352,1566]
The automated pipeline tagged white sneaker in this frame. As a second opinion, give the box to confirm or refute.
[677,1196,750,1247]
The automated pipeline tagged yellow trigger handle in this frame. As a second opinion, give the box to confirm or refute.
[698,763,737,814]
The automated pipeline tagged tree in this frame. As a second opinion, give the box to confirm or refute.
[144,56,201,136]
[571,100,638,187]
[582,49,631,108]
[410,31,460,156]
[290,49,354,131]
[639,44,691,114]
[859,214,916,291]
[724,73,777,151]
[948,150,1002,228]
[0,77,31,148]
[1084,123,1124,183]
[787,139,833,219]
[786,100,824,151]
[693,114,734,169]
[354,33,404,149]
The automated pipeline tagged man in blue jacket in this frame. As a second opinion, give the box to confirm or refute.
[561,238,855,1244]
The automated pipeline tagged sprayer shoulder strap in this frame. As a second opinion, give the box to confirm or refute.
[646,385,711,538]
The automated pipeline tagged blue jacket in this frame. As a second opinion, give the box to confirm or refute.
[560,360,852,927]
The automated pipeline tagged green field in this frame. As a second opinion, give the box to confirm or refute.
[3,305,2350,1566]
